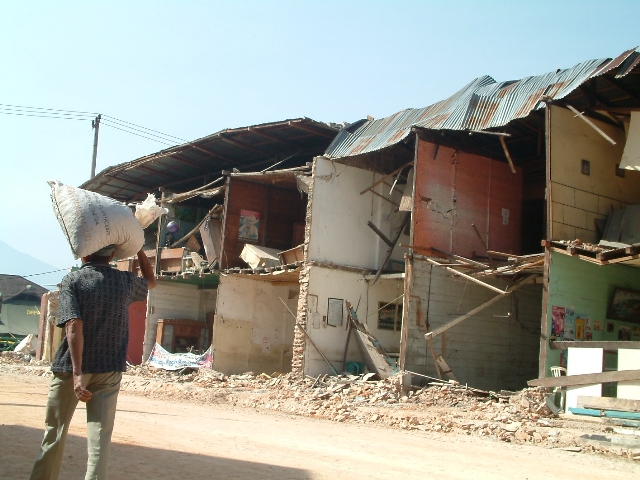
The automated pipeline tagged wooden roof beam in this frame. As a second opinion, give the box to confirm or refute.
[601,75,640,104]
[219,134,273,157]
[248,126,301,148]
[289,121,336,138]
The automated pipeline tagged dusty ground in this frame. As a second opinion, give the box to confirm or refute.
[1,361,640,479]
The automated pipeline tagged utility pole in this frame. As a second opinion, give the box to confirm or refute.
[90,114,101,179]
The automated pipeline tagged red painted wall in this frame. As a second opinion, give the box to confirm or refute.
[221,178,306,269]
[413,140,522,258]
[127,300,147,365]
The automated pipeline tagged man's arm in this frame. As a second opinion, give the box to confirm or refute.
[66,318,92,402]
[137,250,157,290]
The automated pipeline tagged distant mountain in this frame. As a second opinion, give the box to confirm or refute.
[0,240,67,289]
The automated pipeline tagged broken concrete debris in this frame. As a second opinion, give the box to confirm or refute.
[2,355,638,460]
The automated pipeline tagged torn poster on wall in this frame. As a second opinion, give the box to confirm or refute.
[147,343,212,370]
[239,210,259,241]
[552,306,565,338]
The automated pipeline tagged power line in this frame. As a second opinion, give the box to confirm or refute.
[0,105,94,119]
[102,115,188,143]
[0,110,92,121]
[101,119,183,144]
[100,121,178,146]
[22,268,69,277]
[0,103,99,115]
[0,102,185,146]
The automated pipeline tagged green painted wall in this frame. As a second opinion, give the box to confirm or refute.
[0,299,41,335]
[545,251,640,376]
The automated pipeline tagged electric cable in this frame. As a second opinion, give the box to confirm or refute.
[0,103,98,115]
[100,121,178,146]
[22,268,69,277]
[0,103,184,146]
[0,110,92,121]
[102,115,188,143]
[100,119,182,144]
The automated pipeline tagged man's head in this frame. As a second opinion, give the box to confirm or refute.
[82,245,116,264]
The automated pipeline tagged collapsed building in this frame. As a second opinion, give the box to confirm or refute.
[38,48,640,400]
[79,118,339,365]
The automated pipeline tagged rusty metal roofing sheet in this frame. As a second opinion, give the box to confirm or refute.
[325,48,639,159]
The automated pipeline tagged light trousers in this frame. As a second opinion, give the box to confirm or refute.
[29,371,122,480]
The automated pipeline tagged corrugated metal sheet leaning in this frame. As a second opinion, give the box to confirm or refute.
[325,48,639,160]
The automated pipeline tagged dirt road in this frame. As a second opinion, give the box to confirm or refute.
[1,372,638,479]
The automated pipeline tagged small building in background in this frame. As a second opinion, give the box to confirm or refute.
[0,274,48,349]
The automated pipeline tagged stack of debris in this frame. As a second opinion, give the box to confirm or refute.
[2,356,638,458]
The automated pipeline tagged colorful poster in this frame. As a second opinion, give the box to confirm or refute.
[239,210,259,241]
[564,307,576,341]
[575,317,585,340]
[552,306,565,337]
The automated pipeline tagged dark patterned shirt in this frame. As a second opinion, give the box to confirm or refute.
[52,261,148,373]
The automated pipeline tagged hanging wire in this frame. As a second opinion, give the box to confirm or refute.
[0,103,184,146]
[102,115,188,143]
[22,268,69,277]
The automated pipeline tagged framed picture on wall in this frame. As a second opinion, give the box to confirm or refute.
[607,288,640,324]
[327,298,343,327]
[378,302,403,330]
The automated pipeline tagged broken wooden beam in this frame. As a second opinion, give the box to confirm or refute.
[423,257,506,294]
[425,274,535,340]
[577,396,640,412]
[566,104,617,145]
[527,369,640,388]
[367,221,394,248]
[550,341,640,350]
[499,136,517,173]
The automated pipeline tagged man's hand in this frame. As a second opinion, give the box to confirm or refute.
[66,318,91,401]
[73,373,92,402]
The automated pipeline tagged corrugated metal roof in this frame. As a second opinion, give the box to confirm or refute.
[82,118,337,201]
[325,48,639,159]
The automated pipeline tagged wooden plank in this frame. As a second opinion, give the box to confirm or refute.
[550,341,640,350]
[604,410,640,420]
[578,396,640,412]
[566,104,617,145]
[425,274,535,340]
[423,257,506,294]
[528,369,640,388]
[371,212,410,285]
[427,336,443,379]
[499,136,517,173]
[367,221,394,248]
[359,161,413,195]
[435,356,457,382]
[426,291,506,339]
[568,407,602,417]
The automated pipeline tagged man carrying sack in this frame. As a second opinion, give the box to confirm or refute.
[29,245,157,480]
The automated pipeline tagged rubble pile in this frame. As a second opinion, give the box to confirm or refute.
[3,356,638,458]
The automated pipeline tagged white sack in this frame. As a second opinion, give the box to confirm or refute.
[135,193,168,228]
[49,180,144,260]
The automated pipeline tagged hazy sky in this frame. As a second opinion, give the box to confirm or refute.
[1,0,639,272]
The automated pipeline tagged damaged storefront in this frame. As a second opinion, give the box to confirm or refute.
[318,47,640,392]
[80,118,338,365]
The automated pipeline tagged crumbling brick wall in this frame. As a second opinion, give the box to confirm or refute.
[291,158,319,378]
